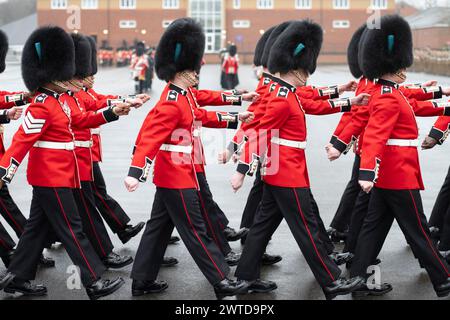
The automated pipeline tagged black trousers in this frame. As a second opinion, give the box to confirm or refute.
[235,184,341,287]
[350,188,450,287]
[330,155,361,232]
[438,208,450,251]
[429,166,450,231]
[92,162,131,234]
[197,173,231,256]
[240,165,264,230]
[73,181,114,259]
[343,190,371,254]
[0,222,15,257]
[131,188,230,285]
[0,184,27,238]
[8,187,105,286]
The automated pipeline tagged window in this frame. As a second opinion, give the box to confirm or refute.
[333,20,350,29]
[120,0,136,9]
[162,20,173,28]
[163,0,179,9]
[233,20,250,28]
[81,0,98,9]
[295,0,311,9]
[51,0,67,9]
[233,0,241,9]
[119,20,137,28]
[371,0,387,9]
[333,0,349,9]
[190,0,222,53]
[257,0,273,9]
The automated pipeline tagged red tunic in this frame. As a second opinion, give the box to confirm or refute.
[429,112,450,145]
[222,56,239,75]
[0,88,118,188]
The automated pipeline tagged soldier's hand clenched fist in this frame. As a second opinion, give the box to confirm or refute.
[113,103,131,116]
[124,176,139,192]
[230,172,245,193]
[238,111,254,123]
[359,180,374,194]
[421,136,438,150]
[7,107,23,120]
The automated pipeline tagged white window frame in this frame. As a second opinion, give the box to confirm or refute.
[333,0,349,9]
[162,0,179,9]
[233,20,251,28]
[120,0,136,9]
[332,20,350,29]
[51,0,67,9]
[233,0,241,9]
[295,0,311,9]
[371,0,387,9]
[162,20,173,28]
[81,0,98,9]
[119,20,137,29]
[257,0,274,9]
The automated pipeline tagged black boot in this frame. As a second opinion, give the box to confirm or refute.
[132,280,168,296]
[439,250,450,264]
[102,252,133,269]
[330,252,354,266]
[161,257,179,267]
[1,250,14,268]
[328,228,348,243]
[39,254,56,268]
[214,278,249,300]
[86,277,125,300]
[261,253,282,266]
[169,236,180,245]
[323,276,364,300]
[247,279,277,293]
[4,279,47,296]
[352,281,393,298]
[223,227,249,242]
[435,278,450,297]
[117,222,145,244]
[430,226,441,241]
[225,251,241,266]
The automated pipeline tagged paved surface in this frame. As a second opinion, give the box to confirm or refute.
[0,63,450,300]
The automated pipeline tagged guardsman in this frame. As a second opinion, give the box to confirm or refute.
[66,33,134,269]
[0,26,126,300]
[0,29,55,268]
[230,20,368,300]
[221,44,239,90]
[78,36,148,245]
[131,42,149,94]
[422,115,450,260]
[347,15,450,298]
[125,18,250,299]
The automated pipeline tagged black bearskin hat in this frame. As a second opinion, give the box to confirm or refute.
[0,30,8,74]
[22,26,75,91]
[347,24,366,79]
[87,36,97,76]
[155,18,205,82]
[71,33,92,78]
[360,15,413,80]
[229,44,237,57]
[261,21,293,68]
[136,41,145,57]
[268,20,323,75]
[253,26,275,67]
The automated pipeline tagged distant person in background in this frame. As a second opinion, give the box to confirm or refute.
[221,44,239,90]
[131,42,149,94]
[144,47,155,92]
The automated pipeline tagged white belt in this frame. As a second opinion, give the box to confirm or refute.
[91,128,101,135]
[159,144,192,154]
[271,137,306,150]
[33,141,75,151]
[74,140,93,148]
[386,139,419,147]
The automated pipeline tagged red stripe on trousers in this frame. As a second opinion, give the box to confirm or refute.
[409,190,450,276]
[79,189,106,257]
[292,189,335,282]
[53,188,97,280]
[92,184,124,228]
[179,190,224,280]
[0,198,23,233]
[197,192,223,252]
[0,235,9,249]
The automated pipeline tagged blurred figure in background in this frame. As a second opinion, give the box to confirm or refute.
[131,41,149,94]
[221,44,239,90]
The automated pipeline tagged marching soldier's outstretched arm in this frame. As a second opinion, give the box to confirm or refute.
[0,103,49,184]
[330,112,353,145]
[427,115,450,146]
[70,103,122,130]
[192,89,243,106]
[299,96,352,116]
[409,99,450,117]
[297,85,340,101]
[0,91,29,109]
[400,85,443,101]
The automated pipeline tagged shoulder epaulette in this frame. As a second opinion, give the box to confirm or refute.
[269,83,277,93]
[381,86,393,95]
[166,90,179,102]
[277,87,290,98]
[34,93,48,104]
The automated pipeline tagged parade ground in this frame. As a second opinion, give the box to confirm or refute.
[0,63,449,300]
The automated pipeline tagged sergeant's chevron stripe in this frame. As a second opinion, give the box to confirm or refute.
[22,112,45,134]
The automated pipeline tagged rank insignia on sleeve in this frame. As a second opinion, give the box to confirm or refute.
[319,87,338,96]
[423,86,441,94]
[5,94,24,103]
[167,90,179,101]
[221,94,241,105]
[381,86,392,95]
[277,87,289,98]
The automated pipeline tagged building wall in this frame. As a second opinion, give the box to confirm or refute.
[37,0,395,63]
[413,27,450,49]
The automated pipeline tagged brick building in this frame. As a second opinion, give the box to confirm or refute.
[37,0,395,63]
[406,7,450,49]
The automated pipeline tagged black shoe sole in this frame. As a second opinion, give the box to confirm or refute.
[168,237,181,245]
[226,231,250,242]
[215,285,249,300]
[88,278,125,300]
[119,222,145,244]
[437,288,450,298]
[249,285,278,294]
[104,257,134,270]
[4,287,48,296]
[261,257,282,266]
[161,261,179,268]
[226,261,239,267]
[132,284,169,297]
[352,287,393,298]
[39,261,56,268]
